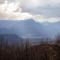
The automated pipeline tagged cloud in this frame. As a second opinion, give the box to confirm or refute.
[28,7,60,17]
[0,0,60,23]
[0,0,60,18]
[0,0,32,20]
[0,0,5,3]
[20,0,60,8]
[19,0,60,17]
[33,15,60,23]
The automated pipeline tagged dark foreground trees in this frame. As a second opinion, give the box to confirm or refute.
[0,36,60,60]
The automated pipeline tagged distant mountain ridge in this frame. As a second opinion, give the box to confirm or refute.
[0,19,60,38]
[0,34,23,45]
[0,19,47,38]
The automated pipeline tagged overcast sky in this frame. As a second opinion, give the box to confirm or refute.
[0,0,60,22]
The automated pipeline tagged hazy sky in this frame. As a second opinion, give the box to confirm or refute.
[0,0,60,22]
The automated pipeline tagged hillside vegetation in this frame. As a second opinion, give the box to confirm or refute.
[0,35,60,60]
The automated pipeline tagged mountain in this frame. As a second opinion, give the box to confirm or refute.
[0,28,14,34]
[0,34,23,45]
[0,19,60,39]
[42,22,60,38]
[0,19,47,38]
